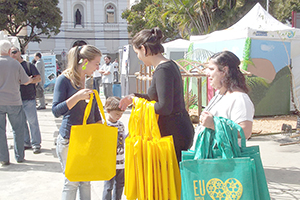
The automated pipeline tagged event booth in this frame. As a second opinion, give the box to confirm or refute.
[190,3,300,116]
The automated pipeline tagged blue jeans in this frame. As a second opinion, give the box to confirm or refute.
[56,134,91,200]
[0,105,25,162]
[23,100,41,148]
[102,169,124,200]
[93,77,102,93]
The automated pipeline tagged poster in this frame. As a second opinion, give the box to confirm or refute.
[29,54,56,93]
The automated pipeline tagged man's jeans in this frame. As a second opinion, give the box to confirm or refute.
[23,100,41,148]
[93,77,102,93]
[56,135,91,200]
[103,83,113,99]
[102,169,124,200]
[0,105,25,162]
[37,94,46,107]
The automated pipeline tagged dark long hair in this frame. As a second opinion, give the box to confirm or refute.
[131,27,164,56]
[210,51,249,93]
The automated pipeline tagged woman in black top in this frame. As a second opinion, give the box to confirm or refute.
[119,27,194,162]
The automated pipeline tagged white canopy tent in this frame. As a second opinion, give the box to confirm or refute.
[162,39,191,60]
[190,3,300,42]
[190,3,300,113]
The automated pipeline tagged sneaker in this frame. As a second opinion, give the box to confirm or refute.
[1,161,10,166]
[24,145,32,150]
[37,106,46,110]
[33,147,41,154]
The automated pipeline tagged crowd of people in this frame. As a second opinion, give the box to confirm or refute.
[0,26,255,200]
[0,40,48,167]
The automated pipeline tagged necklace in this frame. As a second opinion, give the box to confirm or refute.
[205,90,228,112]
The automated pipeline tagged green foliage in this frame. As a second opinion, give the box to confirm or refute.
[121,0,179,41]
[270,0,300,24]
[184,91,198,108]
[241,37,251,71]
[123,0,268,40]
[0,0,62,53]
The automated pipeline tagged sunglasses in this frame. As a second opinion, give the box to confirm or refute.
[11,50,18,54]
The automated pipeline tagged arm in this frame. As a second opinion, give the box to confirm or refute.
[32,75,41,84]
[52,76,93,118]
[200,112,253,139]
[153,68,174,115]
[238,121,253,139]
[30,64,41,83]
[22,76,34,85]
[102,64,114,75]
[65,89,93,110]
[119,94,134,110]
[119,93,151,110]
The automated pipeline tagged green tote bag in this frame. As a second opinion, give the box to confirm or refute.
[180,117,270,200]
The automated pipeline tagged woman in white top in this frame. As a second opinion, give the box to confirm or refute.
[200,51,254,139]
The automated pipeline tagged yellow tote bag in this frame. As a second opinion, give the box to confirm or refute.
[125,98,181,200]
[65,90,118,182]
[124,98,144,199]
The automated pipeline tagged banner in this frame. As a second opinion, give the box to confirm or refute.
[29,54,56,92]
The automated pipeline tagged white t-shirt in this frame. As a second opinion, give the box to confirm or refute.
[93,69,102,78]
[100,63,114,83]
[206,91,254,124]
[191,91,254,150]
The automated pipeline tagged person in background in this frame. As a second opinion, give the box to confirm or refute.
[99,56,114,99]
[102,96,126,200]
[34,52,46,110]
[0,40,33,166]
[93,66,102,94]
[52,45,102,200]
[10,46,42,154]
[119,27,194,162]
[199,51,254,141]
[112,58,119,83]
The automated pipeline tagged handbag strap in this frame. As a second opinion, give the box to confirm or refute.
[147,102,161,139]
[213,117,242,158]
[83,90,107,125]
[194,116,244,160]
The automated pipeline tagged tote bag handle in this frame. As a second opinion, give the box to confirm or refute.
[83,90,107,126]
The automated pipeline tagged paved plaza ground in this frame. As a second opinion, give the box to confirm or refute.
[1,93,300,200]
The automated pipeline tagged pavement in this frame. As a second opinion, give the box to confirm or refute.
[1,93,300,200]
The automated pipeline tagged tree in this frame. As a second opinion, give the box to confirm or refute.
[270,0,300,24]
[0,0,62,53]
[123,0,267,40]
[163,0,267,38]
[122,0,179,42]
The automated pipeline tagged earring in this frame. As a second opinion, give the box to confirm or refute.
[82,61,88,70]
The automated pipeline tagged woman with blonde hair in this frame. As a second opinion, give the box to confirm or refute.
[52,45,102,200]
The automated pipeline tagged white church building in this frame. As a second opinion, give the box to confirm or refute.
[27,0,131,63]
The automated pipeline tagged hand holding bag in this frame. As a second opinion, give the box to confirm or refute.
[65,90,118,182]
[180,117,270,200]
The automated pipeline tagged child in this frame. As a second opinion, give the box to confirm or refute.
[103,96,126,200]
